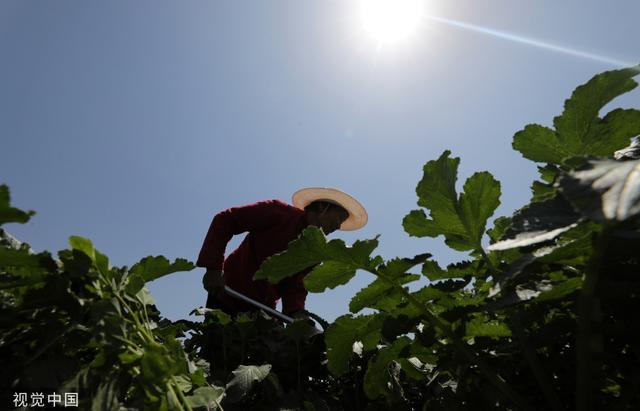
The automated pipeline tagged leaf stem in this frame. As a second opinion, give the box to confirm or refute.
[484,248,563,410]
[167,382,187,411]
[170,377,193,411]
[577,227,610,411]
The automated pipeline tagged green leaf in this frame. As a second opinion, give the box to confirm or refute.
[95,250,110,277]
[0,248,49,269]
[130,256,195,282]
[421,260,475,281]
[59,249,92,277]
[512,66,640,164]
[531,180,557,203]
[68,236,113,278]
[459,172,504,247]
[173,374,192,393]
[582,108,640,156]
[125,274,146,295]
[191,307,233,327]
[118,349,143,365]
[537,277,583,302]
[0,185,35,225]
[140,346,178,383]
[403,151,501,252]
[69,236,97,261]
[349,274,420,313]
[513,124,570,164]
[324,314,385,376]
[136,288,156,306]
[539,164,560,183]
[378,253,431,277]
[398,357,428,381]
[554,66,640,153]
[225,364,271,403]
[535,222,598,266]
[465,315,511,339]
[487,217,513,244]
[558,158,640,222]
[303,261,357,292]
[189,368,207,388]
[186,386,225,408]
[254,227,327,283]
[255,226,380,286]
[348,254,428,313]
[91,373,120,411]
[363,337,411,400]
[283,318,317,343]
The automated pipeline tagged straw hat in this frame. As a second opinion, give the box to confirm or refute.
[292,187,368,231]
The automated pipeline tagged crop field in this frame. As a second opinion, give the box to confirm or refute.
[2,66,640,410]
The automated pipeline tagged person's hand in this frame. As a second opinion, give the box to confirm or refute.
[202,269,225,297]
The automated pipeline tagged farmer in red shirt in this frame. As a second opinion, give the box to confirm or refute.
[197,187,368,319]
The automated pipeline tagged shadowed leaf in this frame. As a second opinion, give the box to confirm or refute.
[325,314,385,377]
[225,364,271,403]
[488,196,581,251]
[130,256,195,282]
[558,158,640,222]
[0,185,35,225]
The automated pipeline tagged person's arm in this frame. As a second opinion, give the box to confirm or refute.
[196,200,286,271]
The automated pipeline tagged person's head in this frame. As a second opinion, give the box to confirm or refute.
[304,200,350,235]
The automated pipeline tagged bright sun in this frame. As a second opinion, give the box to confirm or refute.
[359,0,425,46]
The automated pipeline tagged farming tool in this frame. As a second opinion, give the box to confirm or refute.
[224,285,294,323]
[224,285,325,334]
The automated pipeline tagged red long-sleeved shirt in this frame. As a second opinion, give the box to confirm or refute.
[196,199,312,315]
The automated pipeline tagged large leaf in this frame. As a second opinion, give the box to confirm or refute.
[558,158,640,222]
[513,65,640,164]
[513,125,569,164]
[554,66,640,153]
[69,236,110,277]
[349,275,420,313]
[421,259,476,281]
[303,261,358,292]
[488,223,596,301]
[254,227,327,283]
[224,364,271,403]
[363,337,412,400]
[324,314,385,377]
[465,315,511,339]
[349,254,429,313]
[130,256,195,282]
[0,185,35,225]
[0,247,49,269]
[255,226,381,290]
[186,386,224,409]
[488,196,581,251]
[186,386,224,410]
[403,151,501,252]
[91,373,120,411]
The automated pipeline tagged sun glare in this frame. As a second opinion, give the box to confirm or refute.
[359,0,425,46]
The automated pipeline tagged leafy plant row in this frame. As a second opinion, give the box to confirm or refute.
[254,64,640,410]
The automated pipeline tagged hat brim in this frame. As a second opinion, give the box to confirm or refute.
[292,187,368,231]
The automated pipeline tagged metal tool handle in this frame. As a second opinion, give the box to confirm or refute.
[224,286,294,323]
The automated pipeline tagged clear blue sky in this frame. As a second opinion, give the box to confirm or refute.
[2,1,638,322]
